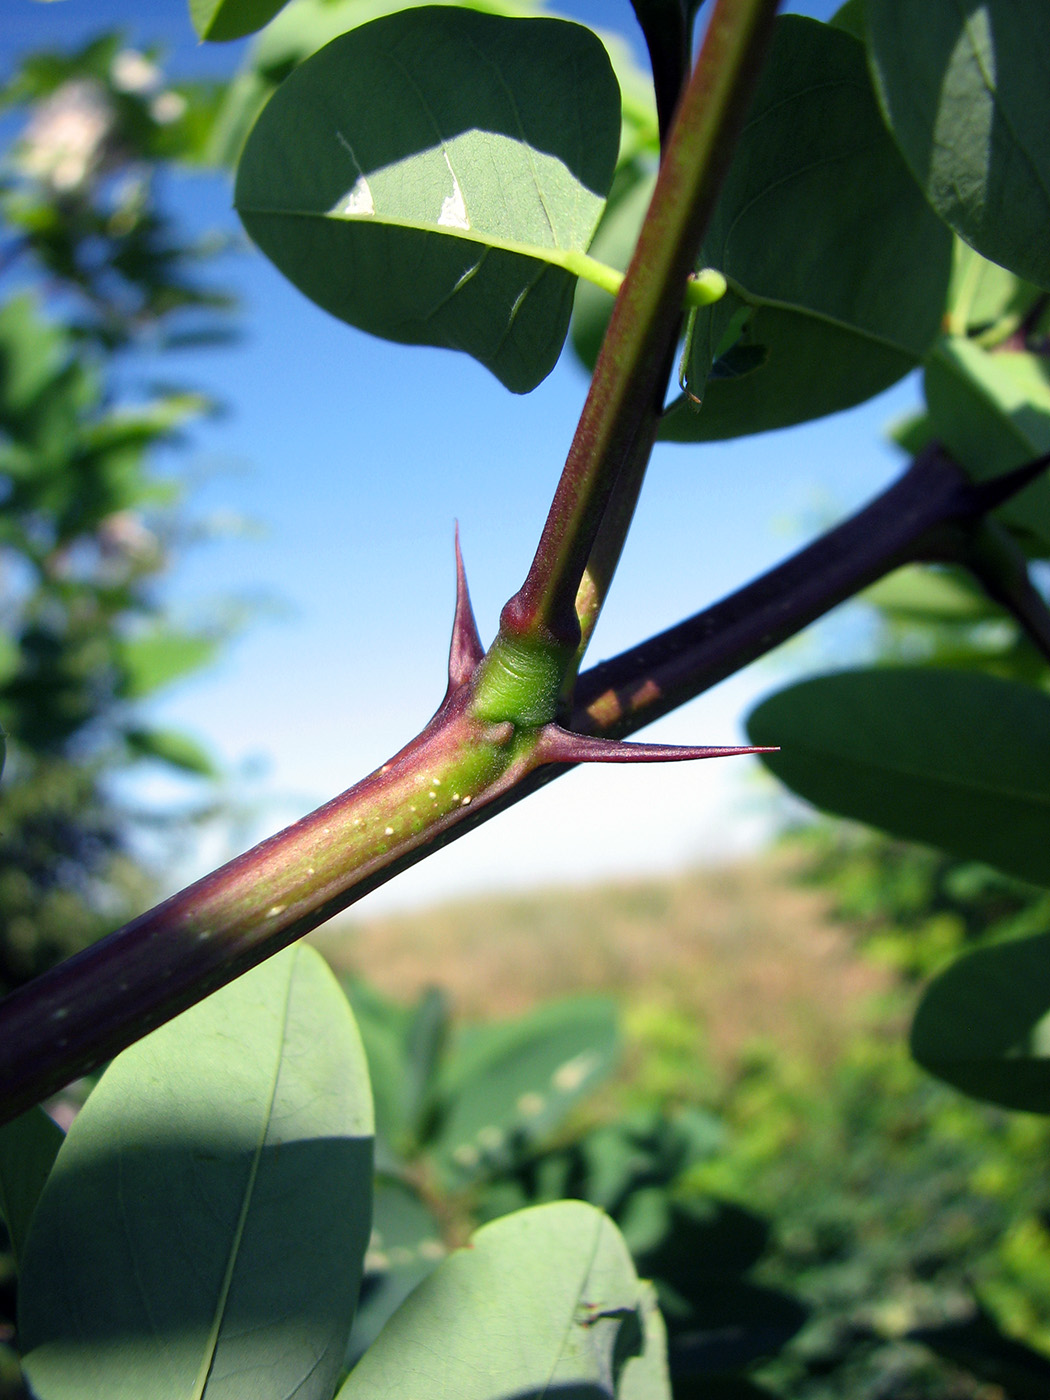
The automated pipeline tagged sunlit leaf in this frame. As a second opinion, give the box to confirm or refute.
[747,668,1050,888]
[862,565,1000,624]
[235,7,620,392]
[337,1201,671,1400]
[868,0,1050,290]
[19,945,374,1400]
[124,725,218,777]
[117,627,219,698]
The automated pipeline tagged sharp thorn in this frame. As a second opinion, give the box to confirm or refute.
[534,725,778,766]
[446,522,485,695]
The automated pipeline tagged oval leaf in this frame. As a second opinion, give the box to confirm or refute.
[191,0,290,42]
[337,1200,671,1400]
[867,0,1050,290]
[234,8,621,393]
[746,668,1050,888]
[662,15,950,441]
[911,931,1050,1112]
[19,945,374,1400]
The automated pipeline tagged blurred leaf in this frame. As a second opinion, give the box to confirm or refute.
[0,1107,63,1271]
[830,0,865,40]
[946,237,1043,338]
[235,8,620,392]
[888,408,935,457]
[337,1201,671,1400]
[403,985,449,1143]
[124,725,218,777]
[581,1107,726,1214]
[433,995,620,1185]
[0,294,65,420]
[628,1197,770,1290]
[862,565,1000,623]
[909,1305,1050,1398]
[117,627,219,698]
[661,16,950,441]
[672,1379,780,1400]
[346,1174,445,1368]
[571,168,655,373]
[867,0,1050,289]
[191,0,290,42]
[911,931,1050,1112]
[747,668,1050,888]
[665,1281,807,1373]
[343,978,417,1156]
[924,335,1050,551]
[19,945,374,1400]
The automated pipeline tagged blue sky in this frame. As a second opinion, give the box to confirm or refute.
[3,0,917,912]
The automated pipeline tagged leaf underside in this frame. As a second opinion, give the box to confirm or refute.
[747,668,1050,889]
[19,945,374,1400]
[235,8,621,392]
[663,15,951,441]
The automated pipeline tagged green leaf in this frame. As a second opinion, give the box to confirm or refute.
[924,335,1050,552]
[234,8,621,392]
[0,1107,63,1272]
[945,237,1042,338]
[19,945,374,1400]
[867,0,1050,290]
[571,168,656,373]
[661,15,950,441]
[911,931,1050,1113]
[909,1305,1050,1398]
[830,0,865,41]
[343,979,418,1156]
[117,627,219,698]
[346,1175,445,1367]
[432,995,620,1185]
[336,1200,671,1400]
[0,294,67,423]
[746,668,1050,889]
[862,565,1000,623]
[191,0,290,42]
[124,725,218,777]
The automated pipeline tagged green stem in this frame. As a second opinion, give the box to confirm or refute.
[498,0,780,655]
[567,250,726,309]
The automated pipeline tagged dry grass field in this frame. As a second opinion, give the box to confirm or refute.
[311,852,889,1075]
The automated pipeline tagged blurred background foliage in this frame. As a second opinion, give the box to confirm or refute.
[0,32,235,996]
[3,12,1050,1400]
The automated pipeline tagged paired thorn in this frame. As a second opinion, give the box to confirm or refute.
[534,725,777,766]
[446,523,485,696]
[444,529,780,767]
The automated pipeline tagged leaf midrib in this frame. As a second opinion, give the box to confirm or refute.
[191,960,296,1400]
